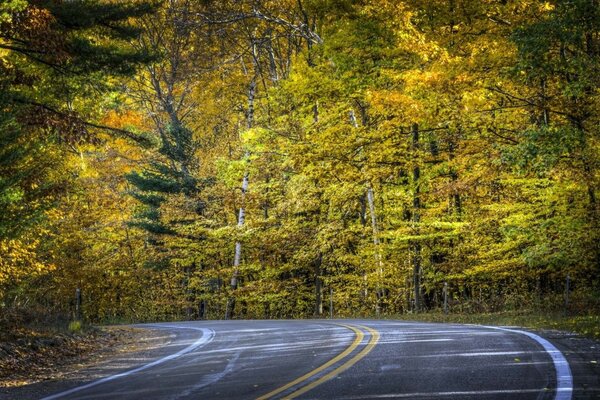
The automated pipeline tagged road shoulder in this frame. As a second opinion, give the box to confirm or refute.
[0,326,171,400]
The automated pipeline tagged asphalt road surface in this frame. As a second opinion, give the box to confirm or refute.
[31,320,581,399]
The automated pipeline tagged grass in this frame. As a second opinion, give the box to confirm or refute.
[388,311,600,340]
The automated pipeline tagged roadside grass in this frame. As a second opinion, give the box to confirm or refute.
[389,311,600,340]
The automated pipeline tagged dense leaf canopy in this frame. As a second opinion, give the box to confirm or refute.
[1,0,598,323]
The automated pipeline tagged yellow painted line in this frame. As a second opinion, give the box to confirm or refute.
[284,324,380,399]
[256,324,364,400]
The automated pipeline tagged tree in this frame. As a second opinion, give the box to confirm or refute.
[0,0,155,313]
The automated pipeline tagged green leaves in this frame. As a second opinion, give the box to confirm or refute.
[0,0,26,23]
[503,125,586,173]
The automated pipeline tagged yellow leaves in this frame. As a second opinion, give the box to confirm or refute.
[0,239,55,286]
[369,89,424,122]
[101,109,146,131]
[361,0,412,29]
[410,70,442,86]
[542,2,555,11]
[241,127,274,151]
[45,208,65,222]
[462,88,490,112]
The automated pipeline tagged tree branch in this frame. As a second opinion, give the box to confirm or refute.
[12,98,151,145]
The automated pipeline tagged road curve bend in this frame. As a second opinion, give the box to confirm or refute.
[20,320,578,400]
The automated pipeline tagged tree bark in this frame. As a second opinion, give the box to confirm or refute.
[367,184,384,315]
[314,253,323,316]
[350,108,383,313]
[448,139,462,217]
[225,79,255,320]
[412,123,422,312]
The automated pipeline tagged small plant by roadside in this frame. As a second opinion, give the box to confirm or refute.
[68,320,83,333]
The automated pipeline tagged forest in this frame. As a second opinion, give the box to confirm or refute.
[0,0,599,327]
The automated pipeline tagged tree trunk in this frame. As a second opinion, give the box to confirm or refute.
[350,108,383,314]
[359,194,368,300]
[184,264,193,320]
[314,253,323,317]
[411,123,422,313]
[448,139,462,217]
[225,79,255,320]
[367,184,384,315]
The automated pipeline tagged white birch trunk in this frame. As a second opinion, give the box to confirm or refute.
[225,78,255,319]
[367,185,381,269]
[230,171,249,290]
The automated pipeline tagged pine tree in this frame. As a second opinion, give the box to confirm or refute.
[0,0,156,308]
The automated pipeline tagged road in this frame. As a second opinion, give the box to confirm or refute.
[27,319,583,399]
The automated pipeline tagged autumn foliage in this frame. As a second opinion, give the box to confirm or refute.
[1,0,598,326]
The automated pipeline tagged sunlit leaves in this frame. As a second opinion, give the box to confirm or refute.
[3,0,599,322]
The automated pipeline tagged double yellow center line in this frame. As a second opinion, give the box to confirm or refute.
[257,323,380,400]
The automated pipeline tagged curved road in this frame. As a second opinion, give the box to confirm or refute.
[35,320,577,399]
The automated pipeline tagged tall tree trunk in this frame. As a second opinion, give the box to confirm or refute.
[225,79,255,320]
[359,194,368,300]
[367,184,384,315]
[184,264,193,320]
[314,252,323,316]
[311,100,324,316]
[350,108,383,314]
[411,123,422,312]
[448,139,462,217]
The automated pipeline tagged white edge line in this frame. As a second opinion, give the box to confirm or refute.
[483,325,573,400]
[42,326,215,400]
